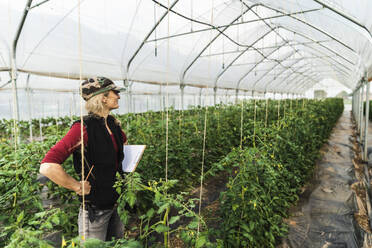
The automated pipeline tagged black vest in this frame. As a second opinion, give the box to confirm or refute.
[73,114,124,209]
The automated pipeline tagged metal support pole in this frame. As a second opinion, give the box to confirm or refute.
[199,88,203,106]
[360,86,364,138]
[129,84,133,113]
[180,84,185,110]
[213,87,217,105]
[352,92,354,117]
[235,89,239,104]
[26,74,33,142]
[364,79,370,161]
[356,89,360,128]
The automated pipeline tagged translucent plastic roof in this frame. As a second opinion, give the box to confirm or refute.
[0,0,371,94]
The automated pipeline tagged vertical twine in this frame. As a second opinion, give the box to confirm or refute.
[165,1,170,246]
[197,0,214,236]
[240,99,244,149]
[77,0,86,241]
[197,89,208,236]
[253,98,256,148]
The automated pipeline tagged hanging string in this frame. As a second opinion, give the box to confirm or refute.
[9,0,19,209]
[240,97,244,149]
[283,94,286,119]
[165,0,170,245]
[253,97,257,148]
[154,2,157,56]
[265,96,268,129]
[197,87,208,236]
[77,0,86,241]
[165,0,170,184]
[190,0,193,31]
[290,94,293,112]
[277,94,281,122]
[197,0,213,236]
[222,36,225,69]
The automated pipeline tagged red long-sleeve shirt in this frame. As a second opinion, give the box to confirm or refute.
[41,123,127,168]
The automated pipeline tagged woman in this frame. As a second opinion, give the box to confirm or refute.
[40,77,127,241]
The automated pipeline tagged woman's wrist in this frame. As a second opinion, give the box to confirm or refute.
[72,181,81,193]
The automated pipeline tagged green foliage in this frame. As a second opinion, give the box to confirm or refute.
[214,98,344,247]
[0,98,343,247]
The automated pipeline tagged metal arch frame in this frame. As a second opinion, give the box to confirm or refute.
[263,58,314,80]
[145,7,323,43]
[306,56,351,76]
[11,0,367,97]
[213,26,279,89]
[200,39,331,58]
[233,23,353,92]
[294,79,321,94]
[276,25,355,67]
[312,0,372,40]
[262,57,308,89]
[238,1,310,92]
[235,40,290,89]
[265,68,313,93]
[268,63,314,91]
[282,70,328,93]
[126,0,180,75]
[288,79,313,94]
[262,59,318,92]
[244,49,300,90]
[296,70,352,93]
[11,0,33,124]
[241,2,303,64]
[295,45,351,74]
[286,74,320,94]
[234,24,354,93]
[273,51,351,81]
[256,3,357,55]
[180,2,261,83]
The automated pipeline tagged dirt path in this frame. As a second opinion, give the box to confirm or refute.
[280,107,367,248]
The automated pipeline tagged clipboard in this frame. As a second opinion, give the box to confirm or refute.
[122,145,146,172]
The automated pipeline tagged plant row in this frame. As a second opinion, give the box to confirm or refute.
[0,98,343,247]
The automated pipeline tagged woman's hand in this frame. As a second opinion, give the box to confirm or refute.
[75,181,91,195]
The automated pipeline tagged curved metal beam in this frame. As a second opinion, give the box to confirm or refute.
[312,0,372,40]
[246,49,300,89]
[262,58,317,92]
[296,45,351,73]
[181,2,260,82]
[235,40,290,89]
[145,7,323,43]
[11,0,33,125]
[126,0,180,74]
[213,26,277,89]
[277,25,355,66]
[257,3,357,55]
[283,71,322,93]
[269,64,313,91]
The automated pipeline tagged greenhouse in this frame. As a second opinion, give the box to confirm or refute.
[0,0,371,247]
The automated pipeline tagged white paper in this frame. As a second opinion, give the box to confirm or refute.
[122,145,146,172]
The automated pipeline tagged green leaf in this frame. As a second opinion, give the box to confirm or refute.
[126,191,136,207]
[169,215,180,225]
[157,203,169,214]
[196,235,207,248]
[51,215,60,225]
[187,220,198,229]
[16,211,24,224]
[155,224,169,233]
[146,208,155,218]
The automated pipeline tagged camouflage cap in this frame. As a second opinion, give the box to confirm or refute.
[80,77,123,101]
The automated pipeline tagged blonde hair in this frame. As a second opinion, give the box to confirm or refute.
[85,92,109,115]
